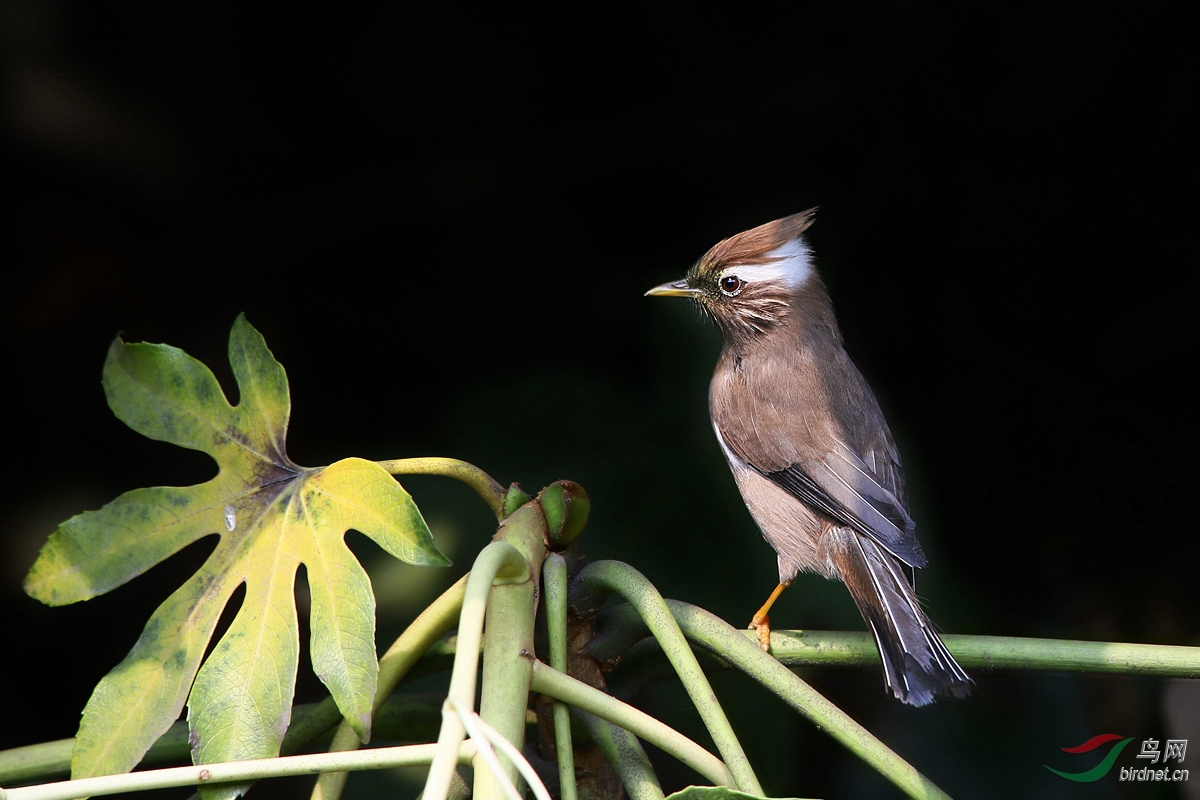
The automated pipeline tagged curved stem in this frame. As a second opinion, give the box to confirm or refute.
[377,577,469,692]
[311,575,468,800]
[452,699,551,800]
[573,710,663,800]
[450,700,523,800]
[602,635,729,702]
[575,561,762,796]
[529,661,733,789]
[423,542,530,800]
[664,600,949,800]
[377,457,506,519]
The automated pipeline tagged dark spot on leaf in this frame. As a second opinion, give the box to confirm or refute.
[223,424,250,447]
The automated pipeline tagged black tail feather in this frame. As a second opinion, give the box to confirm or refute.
[831,529,972,706]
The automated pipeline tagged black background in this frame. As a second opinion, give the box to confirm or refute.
[2,3,1196,798]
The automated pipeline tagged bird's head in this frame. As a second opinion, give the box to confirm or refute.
[646,209,823,346]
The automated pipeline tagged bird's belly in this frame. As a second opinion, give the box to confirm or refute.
[730,465,838,582]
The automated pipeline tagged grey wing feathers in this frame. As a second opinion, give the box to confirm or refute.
[757,440,927,568]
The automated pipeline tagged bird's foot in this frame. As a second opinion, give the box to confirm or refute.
[749,613,772,651]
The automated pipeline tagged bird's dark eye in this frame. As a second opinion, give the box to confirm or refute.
[719,275,744,296]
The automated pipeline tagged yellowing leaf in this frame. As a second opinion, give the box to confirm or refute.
[24,315,447,794]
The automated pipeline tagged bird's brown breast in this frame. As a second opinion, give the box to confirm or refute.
[710,327,848,473]
[709,319,921,576]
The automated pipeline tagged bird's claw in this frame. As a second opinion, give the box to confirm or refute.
[749,614,772,652]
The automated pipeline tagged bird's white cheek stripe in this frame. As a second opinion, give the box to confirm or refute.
[720,239,813,291]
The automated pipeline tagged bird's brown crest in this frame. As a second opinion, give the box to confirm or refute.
[700,208,818,271]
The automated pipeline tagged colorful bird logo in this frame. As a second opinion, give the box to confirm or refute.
[1045,734,1135,782]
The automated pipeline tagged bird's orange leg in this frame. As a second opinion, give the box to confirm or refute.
[749,581,792,651]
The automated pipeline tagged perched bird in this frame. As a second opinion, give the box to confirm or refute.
[647,210,971,706]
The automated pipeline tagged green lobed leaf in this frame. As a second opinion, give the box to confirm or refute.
[24,314,448,790]
[71,564,237,782]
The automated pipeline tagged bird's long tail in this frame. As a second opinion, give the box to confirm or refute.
[829,528,973,706]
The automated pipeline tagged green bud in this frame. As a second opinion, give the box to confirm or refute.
[539,480,590,548]
[503,483,532,517]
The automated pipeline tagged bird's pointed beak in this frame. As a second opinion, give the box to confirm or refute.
[645,279,699,298]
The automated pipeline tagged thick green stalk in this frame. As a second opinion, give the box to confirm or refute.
[574,561,762,796]
[475,503,545,799]
[529,661,733,788]
[378,457,506,519]
[664,601,949,800]
[423,542,530,800]
[311,575,468,800]
[541,554,578,800]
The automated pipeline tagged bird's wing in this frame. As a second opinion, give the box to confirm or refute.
[712,345,928,568]
[756,439,927,568]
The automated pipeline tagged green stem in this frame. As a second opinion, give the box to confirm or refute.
[541,554,578,800]
[475,508,541,799]
[529,661,733,788]
[377,577,469,696]
[0,741,74,788]
[756,630,1200,677]
[572,710,663,800]
[1,695,446,788]
[585,614,1200,678]
[279,698,345,757]
[0,744,477,800]
[602,636,729,702]
[377,457,506,519]
[574,561,762,796]
[311,575,468,800]
[423,542,530,800]
[664,601,949,800]
[12,628,1195,791]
